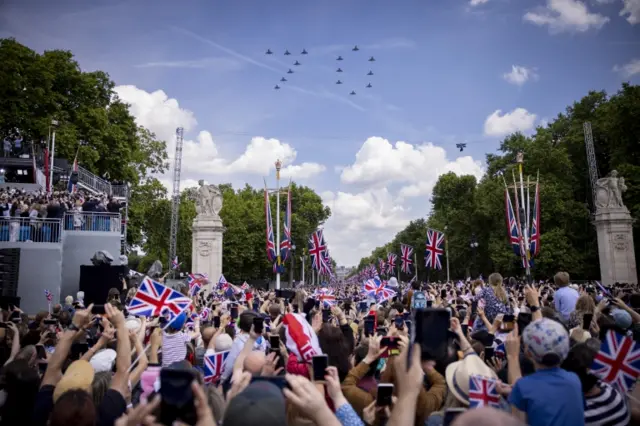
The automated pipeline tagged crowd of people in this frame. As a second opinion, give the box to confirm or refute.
[0,187,124,240]
[0,271,638,426]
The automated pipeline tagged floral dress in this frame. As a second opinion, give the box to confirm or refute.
[473,286,508,331]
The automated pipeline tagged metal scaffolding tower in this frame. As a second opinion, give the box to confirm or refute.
[169,127,184,274]
[583,122,599,211]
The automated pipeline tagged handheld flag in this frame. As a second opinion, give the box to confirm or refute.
[591,329,640,393]
[127,277,192,321]
[468,375,501,409]
[204,351,230,383]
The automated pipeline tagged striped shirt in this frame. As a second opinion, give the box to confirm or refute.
[161,331,191,367]
[584,382,630,426]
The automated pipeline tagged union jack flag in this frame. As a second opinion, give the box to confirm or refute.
[309,230,329,272]
[264,188,277,263]
[204,350,230,383]
[128,277,192,320]
[505,188,527,268]
[591,329,640,393]
[312,287,337,307]
[529,181,540,258]
[45,289,53,303]
[187,273,208,297]
[425,228,445,270]
[363,277,396,303]
[386,253,397,276]
[468,375,501,409]
[171,256,181,270]
[280,187,292,262]
[217,275,229,291]
[400,244,414,274]
[241,281,250,290]
[378,258,387,275]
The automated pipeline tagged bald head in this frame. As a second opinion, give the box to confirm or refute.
[452,407,525,426]
[201,327,215,347]
[244,351,266,375]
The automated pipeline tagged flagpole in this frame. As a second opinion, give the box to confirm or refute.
[444,225,450,283]
[275,159,282,290]
[414,251,418,282]
[516,153,531,280]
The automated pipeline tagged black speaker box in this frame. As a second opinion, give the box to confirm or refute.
[0,296,20,310]
[0,248,20,297]
[79,265,127,305]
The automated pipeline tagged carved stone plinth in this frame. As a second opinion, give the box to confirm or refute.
[191,215,224,292]
[594,208,637,285]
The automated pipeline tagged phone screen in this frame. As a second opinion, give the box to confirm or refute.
[380,337,400,357]
[322,309,331,323]
[36,344,47,359]
[484,346,495,360]
[311,355,328,382]
[269,335,280,349]
[213,316,221,328]
[230,305,238,320]
[253,317,264,334]
[501,314,515,331]
[394,317,404,330]
[91,305,106,315]
[471,301,478,316]
[160,369,197,425]
[461,324,469,336]
[582,313,594,330]
[376,383,394,406]
[376,326,387,337]
[517,312,532,334]
[359,302,368,312]
[364,318,375,337]
[440,289,447,299]
[414,309,450,360]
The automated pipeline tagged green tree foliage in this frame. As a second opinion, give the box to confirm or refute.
[356,84,640,282]
[136,182,330,283]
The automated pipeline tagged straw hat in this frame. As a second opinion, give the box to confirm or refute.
[445,354,497,405]
[53,360,95,402]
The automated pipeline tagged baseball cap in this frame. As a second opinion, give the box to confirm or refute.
[522,318,570,366]
[223,380,286,426]
[610,308,632,330]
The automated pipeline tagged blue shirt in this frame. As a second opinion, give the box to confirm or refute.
[554,287,579,321]
[509,367,584,426]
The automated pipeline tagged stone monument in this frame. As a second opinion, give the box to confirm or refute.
[192,180,224,289]
[594,170,637,285]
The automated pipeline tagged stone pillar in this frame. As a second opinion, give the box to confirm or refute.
[191,215,224,291]
[594,209,637,285]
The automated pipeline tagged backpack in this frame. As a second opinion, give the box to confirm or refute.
[411,290,427,310]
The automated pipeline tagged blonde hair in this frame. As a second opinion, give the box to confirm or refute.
[488,273,507,304]
[575,294,595,313]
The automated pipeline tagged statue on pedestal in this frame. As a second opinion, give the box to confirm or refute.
[195,180,223,219]
[596,170,627,210]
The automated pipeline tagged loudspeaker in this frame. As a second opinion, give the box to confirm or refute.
[0,248,20,297]
[79,265,127,306]
[0,296,21,310]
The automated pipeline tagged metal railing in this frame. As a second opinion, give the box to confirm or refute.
[111,184,129,199]
[0,217,62,243]
[77,166,112,195]
[63,212,121,233]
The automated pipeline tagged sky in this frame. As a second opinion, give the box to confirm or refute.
[2,0,639,266]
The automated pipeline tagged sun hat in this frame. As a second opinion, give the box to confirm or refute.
[53,360,95,402]
[445,354,498,405]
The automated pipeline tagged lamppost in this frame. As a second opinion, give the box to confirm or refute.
[470,233,479,279]
[290,244,296,287]
[300,255,306,284]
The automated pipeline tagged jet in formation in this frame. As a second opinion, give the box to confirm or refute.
[266,49,273,55]
[274,85,280,90]
[337,56,343,61]
[366,83,372,88]
[294,60,301,66]
[350,91,356,95]
[280,77,287,82]
[456,143,467,152]
[287,69,294,74]
[352,45,359,51]
[336,80,343,84]
[336,68,343,72]
[367,70,374,76]
[301,49,308,54]
[369,56,375,62]
[284,50,291,55]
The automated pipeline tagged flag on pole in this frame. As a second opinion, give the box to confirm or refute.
[529,179,540,258]
[386,253,397,276]
[280,186,292,262]
[264,187,277,264]
[505,189,526,268]
[400,244,414,274]
[424,228,445,270]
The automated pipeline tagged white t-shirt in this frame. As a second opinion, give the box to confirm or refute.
[161,331,191,367]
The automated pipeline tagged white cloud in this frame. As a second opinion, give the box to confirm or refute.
[620,0,640,24]
[613,58,640,77]
[484,108,537,136]
[524,0,609,33]
[116,85,325,180]
[470,0,490,5]
[503,65,539,86]
[339,137,484,197]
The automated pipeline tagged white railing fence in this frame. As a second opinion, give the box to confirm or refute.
[63,212,121,233]
[0,217,62,243]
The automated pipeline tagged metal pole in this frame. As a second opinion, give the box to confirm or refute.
[275,160,282,290]
[445,225,450,283]
[289,248,295,288]
[301,256,305,284]
[517,157,531,279]
[49,129,56,193]
[414,251,418,282]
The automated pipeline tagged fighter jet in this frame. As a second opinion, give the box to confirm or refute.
[266,49,273,55]
[456,143,467,152]
[336,80,343,84]
[352,45,359,51]
[336,68,343,72]
[294,60,301,66]
[284,50,291,55]
[366,83,372,88]
[301,49,308,54]
[367,70,374,76]
[337,56,344,61]
[275,85,280,90]
[368,56,375,62]
[280,77,287,82]
[287,69,294,74]
[350,91,356,95]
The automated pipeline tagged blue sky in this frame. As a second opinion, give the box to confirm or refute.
[2,0,639,266]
